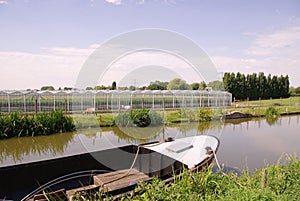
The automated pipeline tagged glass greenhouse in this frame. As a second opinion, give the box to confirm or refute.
[0,90,232,113]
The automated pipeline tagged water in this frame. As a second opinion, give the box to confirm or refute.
[0,115,299,172]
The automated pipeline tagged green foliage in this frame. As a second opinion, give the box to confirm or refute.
[96,156,300,201]
[0,110,75,139]
[41,86,55,90]
[223,72,290,100]
[111,81,117,90]
[147,81,168,90]
[167,78,191,90]
[177,109,212,122]
[199,81,207,90]
[199,109,212,121]
[190,82,200,90]
[207,80,224,91]
[265,107,279,118]
[114,109,163,128]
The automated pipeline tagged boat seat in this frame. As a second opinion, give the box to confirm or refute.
[33,188,68,201]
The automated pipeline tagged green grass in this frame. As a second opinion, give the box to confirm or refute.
[72,97,300,128]
[73,155,300,201]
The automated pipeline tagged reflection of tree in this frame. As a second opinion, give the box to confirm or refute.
[0,132,74,164]
[112,127,160,144]
[225,118,252,125]
[266,117,279,126]
[169,121,223,135]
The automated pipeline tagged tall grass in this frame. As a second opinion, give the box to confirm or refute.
[0,110,75,139]
[69,155,300,200]
[112,155,300,201]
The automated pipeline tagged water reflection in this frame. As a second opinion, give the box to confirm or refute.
[1,115,299,172]
[0,132,74,164]
[265,116,279,126]
[218,115,300,172]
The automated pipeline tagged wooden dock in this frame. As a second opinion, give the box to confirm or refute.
[93,168,151,193]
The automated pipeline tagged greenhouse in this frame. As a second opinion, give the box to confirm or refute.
[0,90,232,113]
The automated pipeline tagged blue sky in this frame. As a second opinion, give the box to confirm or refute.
[0,0,300,89]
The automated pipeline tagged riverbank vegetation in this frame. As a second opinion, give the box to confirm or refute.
[0,110,75,139]
[91,96,300,127]
[1,97,299,138]
[114,109,163,128]
[71,155,300,201]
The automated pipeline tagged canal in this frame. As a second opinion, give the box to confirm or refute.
[1,115,299,172]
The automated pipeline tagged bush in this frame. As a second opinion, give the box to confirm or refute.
[265,107,279,118]
[0,110,75,139]
[199,109,212,121]
[114,109,163,128]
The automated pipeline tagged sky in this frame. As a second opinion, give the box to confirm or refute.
[0,0,300,90]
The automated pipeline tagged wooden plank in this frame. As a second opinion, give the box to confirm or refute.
[33,188,68,201]
[93,169,151,192]
[66,184,100,198]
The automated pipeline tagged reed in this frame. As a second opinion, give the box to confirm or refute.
[0,110,75,139]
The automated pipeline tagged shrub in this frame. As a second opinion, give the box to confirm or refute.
[0,110,75,139]
[265,107,279,118]
[199,109,212,121]
[114,109,163,128]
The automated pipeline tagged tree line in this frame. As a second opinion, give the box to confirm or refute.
[223,72,290,100]
[39,73,296,101]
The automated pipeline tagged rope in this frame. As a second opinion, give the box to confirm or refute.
[211,147,222,170]
[102,145,141,185]
[102,138,172,185]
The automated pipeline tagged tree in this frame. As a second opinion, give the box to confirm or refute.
[95,85,108,90]
[167,78,191,90]
[223,72,290,100]
[86,87,93,90]
[207,80,223,91]
[190,82,200,90]
[111,81,117,90]
[271,75,279,98]
[258,72,267,99]
[283,75,290,98]
[148,81,168,90]
[295,86,300,94]
[41,86,55,90]
[199,81,207,90]
[63,87,73,91]
[235,72,246,99]
[118,86,128,90]
[129,85,137,91]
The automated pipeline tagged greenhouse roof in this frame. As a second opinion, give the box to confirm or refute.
[0,90,231,96]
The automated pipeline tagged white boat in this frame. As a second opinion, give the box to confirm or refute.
[23,135,220,200]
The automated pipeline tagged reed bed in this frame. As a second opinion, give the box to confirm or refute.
[0,110,75,139]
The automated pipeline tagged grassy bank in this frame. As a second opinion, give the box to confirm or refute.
[83,97,299,127]
[0,110,75,139]
[72,155,300,201]
[1,97,299,138]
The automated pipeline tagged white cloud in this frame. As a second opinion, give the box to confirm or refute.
[211,27,300,86]
[0,45,209,90]
[98,50,205,87]
[0,0,8,4]
[103,0,178,5]
[104,0,122,5]
[245,26,300,57]
[0,45,99,90]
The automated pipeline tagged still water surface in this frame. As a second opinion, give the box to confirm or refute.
[0,115,299,172]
